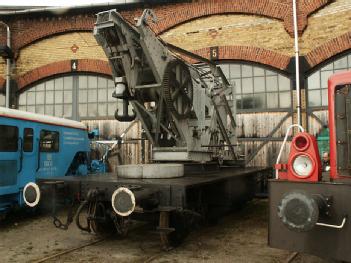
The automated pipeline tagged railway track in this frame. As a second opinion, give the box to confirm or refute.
[31,236,170,263]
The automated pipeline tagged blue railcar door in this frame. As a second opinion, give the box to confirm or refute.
[36,129,60,178]
[19,127,37,188]
[0,124,20,195]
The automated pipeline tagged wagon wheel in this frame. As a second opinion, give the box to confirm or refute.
[163,60,194,119]
[89,201,115,235]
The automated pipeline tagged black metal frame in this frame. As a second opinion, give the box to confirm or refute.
[269,179,351,262]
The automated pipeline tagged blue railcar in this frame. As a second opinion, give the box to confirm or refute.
[0,106,90,214]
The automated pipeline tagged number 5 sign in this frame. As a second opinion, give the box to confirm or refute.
[71,60,78,71]
[210,47,219,60]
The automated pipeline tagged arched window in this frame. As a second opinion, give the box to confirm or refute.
[18,74,116,120]
[219,63,292,111]
[307,52,351,107]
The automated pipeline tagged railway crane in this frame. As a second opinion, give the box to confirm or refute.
[24,9,268,249]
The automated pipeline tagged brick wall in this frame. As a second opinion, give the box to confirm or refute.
[0,0,349,90]
[16,32,107,76]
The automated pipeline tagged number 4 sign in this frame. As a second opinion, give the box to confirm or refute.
[71,60,78,71]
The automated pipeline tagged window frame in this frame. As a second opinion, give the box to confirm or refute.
[39,130,60,153]
[219,62,293,113]
[0,125,19,152]
[18,73,116,121]
[23,128,34,152]
[307,52,351,109]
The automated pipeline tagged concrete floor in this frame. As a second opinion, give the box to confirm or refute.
[0,199,330,263]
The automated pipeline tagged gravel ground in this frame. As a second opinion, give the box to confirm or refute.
[0,199,330,263]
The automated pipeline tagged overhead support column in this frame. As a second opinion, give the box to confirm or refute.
[0,21,12,108]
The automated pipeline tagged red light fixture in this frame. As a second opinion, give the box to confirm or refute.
[275,132,322,182]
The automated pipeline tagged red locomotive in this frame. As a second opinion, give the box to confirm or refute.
[270,71,351,262]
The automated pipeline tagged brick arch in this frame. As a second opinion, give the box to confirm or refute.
[16,59,112,91]
[9,14,95,52]
[151,0,333,37]
[305,32,351,68]
[189,46,291,71]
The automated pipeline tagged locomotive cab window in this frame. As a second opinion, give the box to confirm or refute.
[23,128,34,152]
[0,125,18,152]
[40,130,59,152]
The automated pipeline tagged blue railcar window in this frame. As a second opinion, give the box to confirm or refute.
[0,125,18,152]
[40,130,59,152]
[23,128,34,152]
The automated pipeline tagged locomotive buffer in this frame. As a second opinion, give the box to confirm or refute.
[31,9,268,248]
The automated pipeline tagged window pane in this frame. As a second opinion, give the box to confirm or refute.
[253,77,265,92]
[232,79,241,94]
[108,103,115,116]
[46,91,54,104]
[98,77,108,89]
[79,104,88,117]
[254,93,265,109]
[279,92,291,108]
[88,76,98,89]
[55,90,63,104]
[321,88,328,106]
[242,78,253,94]
[36,105,44,114]
[265,70,276,76]
[55,77,64,90]
[253,67,264,76]
[55,105,63,117]
[88,89,98,103]
[266,76,278,91]
[23,128,33,152]
[107,79,114,89]
[308,72,320,90]
[242,94,254,109]
[40,130,59,152]
[98,89,107,102]
[79,76,88,89]
[236,95,242,109]
[36,83,45,91]
[88,103,98,117]
[321,63,333,71]
[27,106,35,113]
[36,91,45,104]
[45,80,54,90]
[267,93,278,109]
[19,93,26,105]
[45,105,54,116]
[64,90,72,103]
[63,104,72,117]
[98,103,107,116]
[64,76,73,90]
[79,89,88,103]
[334,56,348,69]
[0,125,18,152]
[230,64,241,78]
[308,90,321,107]
[242,65,252,77]
[278,75,290,91]
[0,95,4,106]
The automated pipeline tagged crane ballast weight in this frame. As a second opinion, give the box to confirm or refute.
[94,9,239,165]
[29,10,269,249]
